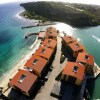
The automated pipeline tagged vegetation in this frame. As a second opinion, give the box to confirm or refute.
[20,1,100,27]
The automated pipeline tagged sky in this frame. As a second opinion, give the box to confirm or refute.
[0,0,100,5]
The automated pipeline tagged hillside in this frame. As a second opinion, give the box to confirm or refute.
[20,1,100,27]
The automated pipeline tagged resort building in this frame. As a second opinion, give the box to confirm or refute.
[45,27,58,40]
[61,62,85,86]
[38,31,46,40]
[9,70,38,96]
[24,55,48,77]
[76,52,94,74]
[66,42,86,58]
[62,36,77,47]
[35,46,54,62]
[41,39,57,49]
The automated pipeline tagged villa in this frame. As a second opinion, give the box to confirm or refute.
[35,46,54,62]
[9,70,38,96]
[41,39,57,49]
[45,27,58,40]
[24,54,48,77]
[66,42,86,58]
[76,52,94,74]
[61,36,77,47]
[61,62,85,86]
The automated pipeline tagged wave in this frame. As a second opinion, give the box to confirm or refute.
[91,35,100,42]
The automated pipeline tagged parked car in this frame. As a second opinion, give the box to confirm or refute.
[44,76,48,81]
[60,55,65,63]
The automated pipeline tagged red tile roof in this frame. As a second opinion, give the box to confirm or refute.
[24,55,48,75]
[45,27,58,38]
[68,42,86,52]
[35,46,54,60]
[9,70,37,93]
[41,39,57,49]
[76,52,94,66]
[62,36,77,44]
[62,62,85,80]
[38,31,46,38]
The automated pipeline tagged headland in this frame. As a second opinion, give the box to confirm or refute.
[20,1,100,27]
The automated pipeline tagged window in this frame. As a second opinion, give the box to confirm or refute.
[25,67,33,71]
[76,44,79,48]
[48,40,51,44]
[18,74,26,83]
[32,59,38,65]
[73,66,78,73]
[41,48,46,53]
[85,55,89,60]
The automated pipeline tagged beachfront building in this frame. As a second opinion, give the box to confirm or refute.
[45,27,58,41]
[9,70,38,96]
[62,36,77,47]
[66,42,86,58]
[24,54,48,77]
[41,39,57,50]
[35,46,54,63]
[38,31,46,40]
[61,62,85,86]
[76,52,94,74]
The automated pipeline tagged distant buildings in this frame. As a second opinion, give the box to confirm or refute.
[9,70,38,96]
[67,42,86,58]
[61,62,85,86]
[62,36,77,46]
[76,52,94,74]
[62,36,86,58]
[45,27,58,40]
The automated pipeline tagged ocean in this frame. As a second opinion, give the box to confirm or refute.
[0,2,100,99]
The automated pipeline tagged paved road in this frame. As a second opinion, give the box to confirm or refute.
[35,37,64,100]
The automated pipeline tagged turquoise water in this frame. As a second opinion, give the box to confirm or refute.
[0,2,45,76]
[0,2,100,99]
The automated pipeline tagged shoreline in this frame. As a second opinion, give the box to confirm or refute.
[0,36,41,88]
[0,11,39,81]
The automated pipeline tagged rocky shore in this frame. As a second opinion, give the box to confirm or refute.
[20,1,100,27]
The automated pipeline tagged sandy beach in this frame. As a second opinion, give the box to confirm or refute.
[0,10,42,90]
[0,38,41,88]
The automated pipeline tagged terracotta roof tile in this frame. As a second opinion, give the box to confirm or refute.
[35,46,54,60]
[41,39,57,49]
[24,55,48,75]
[62,62,85,80]
[68,42,86,52]
[62,36,77,44]
[9,70,37,93]
[76,52,94,66]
